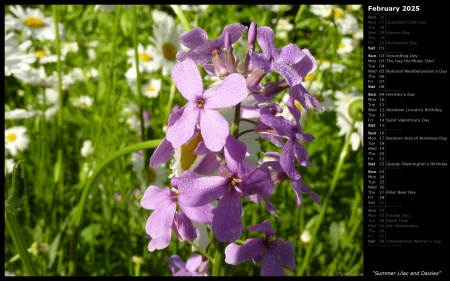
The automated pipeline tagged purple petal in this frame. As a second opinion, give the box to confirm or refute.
[280,139,301,180]
[212,189,243,242]
[193,152,221,175]
[180,27,211,50]
[256,26,276,59]
[185,254,203,272]
[247,220,275,237]
[168,104,186,125]
[171,59,204,101]
[240,167,274,197]
[250,52,271,73]
[260,246,286,276]
[276,44,305,65]
[224,238,265,265]
[277,240,296,269]
[148,234,171,252]
[199,109,229,152]
[173,211,197,242]
[272,62,302,86]
[289,84,323,112]
[194,141,209,155]
[214,24,247,49]
[150,138,174,168]
[263,197,279,217]
[201,64,216,76]
[140,186,171,210]
[181,203,214,224]
[177,49,212,65]
[203,73,248,109]
[145,200,176,239]
[166,255,185,271]
[178,176,229,207]
[287,95,301,124]
[293,48,317,79]
[259,107,294,138]
[294,142,312,167]
[224,135,247,176]
[166,103,199,149]
[291,179,322,207]
[260,160,283,173]
[171,170,198,189]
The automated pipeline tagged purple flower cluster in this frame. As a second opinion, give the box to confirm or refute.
[141,21,322,276]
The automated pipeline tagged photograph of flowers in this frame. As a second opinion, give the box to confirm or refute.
[4,4,364,276]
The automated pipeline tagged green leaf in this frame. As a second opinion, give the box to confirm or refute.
[5,160,27,213]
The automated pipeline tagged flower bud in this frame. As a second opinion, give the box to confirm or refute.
[246,68,266,89]
[248,22,257,48]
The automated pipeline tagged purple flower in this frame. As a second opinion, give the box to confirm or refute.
[289,48,323,112]
[178,135,274,242]
[250,26,305,86]
[224,220,296,276]
[140,173,214,251]
[177,24,247,65]
[166,58,248,152]
[165,253,209,276]
[256,103,314,180]
[260,152,321,208]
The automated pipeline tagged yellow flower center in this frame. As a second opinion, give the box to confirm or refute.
[334,8,344,19]
[35,50,47,58]
[338,43,346,49]
[147,167,157,183]
[305,74,314,82]
[6,133,17,142]
[24,16,44,29]
[348,98,364,122]
[147,86,156,93]
[180,134,203,171]
[294,100,303,112]
[162,43,177,61]
[139,52,152,62]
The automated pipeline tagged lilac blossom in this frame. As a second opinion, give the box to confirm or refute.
[140,173,214,251]
[176,24,247,65]
[224,220,296,276]
[250,26,305,86]
[178,135,274,242]
[256,102,314,180]
[260,152,321,208]
[166,58,248,152]
[165,253,210,276]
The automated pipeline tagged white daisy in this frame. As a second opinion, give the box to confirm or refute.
[33,47,59,64]
[141,78,161,98]
[61,41,79,57]
[334,9,359,35]
[5,32,36,76]
[334,89,364,151]
[309,5,333,18]
[151,10,173,24]
[81,140,94,158]
[5,108,38,120]
[316,59,346,73]
[94,5,131,12]
[131,151,168,188]
[8,5,64,41]
[179,5,209,13]
[126,43,161,74]
[149,15,185,76]
[5,158,16,175]
[72,95,94,109]
[14,66,75,88]
[5,126,30,156]
[337,37,356,57]
[274,18,293,31]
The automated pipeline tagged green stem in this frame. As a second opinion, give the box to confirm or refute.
[52,5,64,186]
[5,213,39,276]
[170,5,191,31]
[297,119,356,275]
[231,103,241,139]
[187,241,214,262]
[294,4,307,23]
[68,139,162,275]
[212,240,225,276]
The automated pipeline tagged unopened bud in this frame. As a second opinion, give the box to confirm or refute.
[246,68,266,89]
[248,22,257,48]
